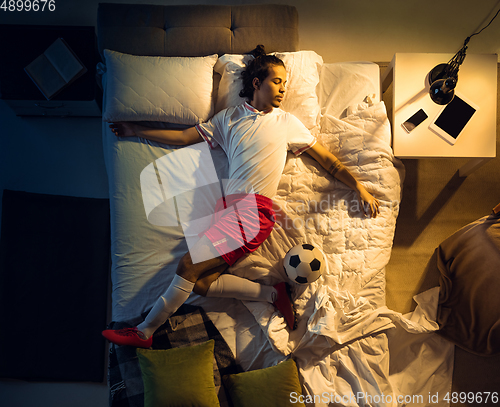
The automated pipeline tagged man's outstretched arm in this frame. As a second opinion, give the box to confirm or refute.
[305,142,380,218]
[109,122,203,146]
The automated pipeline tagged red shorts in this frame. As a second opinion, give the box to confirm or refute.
[202,193,275,266]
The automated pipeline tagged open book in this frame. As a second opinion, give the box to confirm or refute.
[24,38,87,100]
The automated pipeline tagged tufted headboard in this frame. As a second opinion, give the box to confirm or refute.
[97,3,299,59]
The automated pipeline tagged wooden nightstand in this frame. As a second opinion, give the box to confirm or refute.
[382,53,497,176]
[0,24,102,117]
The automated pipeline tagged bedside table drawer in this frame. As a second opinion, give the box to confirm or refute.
[4,99,102,117]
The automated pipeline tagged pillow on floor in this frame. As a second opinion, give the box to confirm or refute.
[137,339,220,407]
[223,358,305,407]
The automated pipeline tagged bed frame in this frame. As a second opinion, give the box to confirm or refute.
[97,3,299,59]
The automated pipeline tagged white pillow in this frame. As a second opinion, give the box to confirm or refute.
[274,51,323,129]
[317,62,380,119]
[214,51,323,129]
[214,54,252,113]
[102,50,218,124]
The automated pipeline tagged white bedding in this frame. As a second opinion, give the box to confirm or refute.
[226,93,453,405]
[232,99,402,353]
[102,61,454,406]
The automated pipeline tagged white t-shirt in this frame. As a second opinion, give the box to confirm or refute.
[196,102,316,198]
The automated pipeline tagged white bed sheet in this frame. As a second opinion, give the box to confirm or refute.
[102,61,454,406]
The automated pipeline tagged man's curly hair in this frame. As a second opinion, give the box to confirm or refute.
[239,45,285,101]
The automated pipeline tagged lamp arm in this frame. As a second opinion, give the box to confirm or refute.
[429,6,499,105]
[445,6,500,78]
[446,38,469,78]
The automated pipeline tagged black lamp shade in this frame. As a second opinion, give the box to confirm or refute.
[430,76,456,105]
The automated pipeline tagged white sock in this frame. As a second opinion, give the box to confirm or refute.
[206,274,276,303]
[137,274,194,339]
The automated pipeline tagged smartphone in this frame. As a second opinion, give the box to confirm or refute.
[402,109,428,133]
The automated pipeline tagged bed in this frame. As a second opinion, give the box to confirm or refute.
[97,3,454,406]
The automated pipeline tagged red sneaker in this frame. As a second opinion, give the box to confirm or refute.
[102,327,153,348]
[272,282,297,330]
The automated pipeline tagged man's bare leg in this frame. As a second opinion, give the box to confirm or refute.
[102,235,227,347]
[193,263,230,296]
[195,269,296,330]
[136,235,226,338]
[103,237,296,347]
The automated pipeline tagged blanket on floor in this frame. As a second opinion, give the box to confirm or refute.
[435,212,500,356]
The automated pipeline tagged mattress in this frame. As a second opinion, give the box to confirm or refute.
[102,62,382,321]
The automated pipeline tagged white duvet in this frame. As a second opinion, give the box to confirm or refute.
[231,99,402,350]
[228,99,454,406]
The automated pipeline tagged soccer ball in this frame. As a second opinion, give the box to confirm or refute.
[283,243,326,285]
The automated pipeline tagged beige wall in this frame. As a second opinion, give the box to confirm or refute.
[1,0,499,62]
[297,0,500,63]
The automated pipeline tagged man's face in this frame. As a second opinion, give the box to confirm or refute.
[252,65,287,111]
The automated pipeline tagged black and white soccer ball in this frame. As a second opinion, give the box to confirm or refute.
[283,243,326,285]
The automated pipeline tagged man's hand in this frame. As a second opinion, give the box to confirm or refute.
[356,185,380,218]
[306,143,380,218]
[109,122,136,137]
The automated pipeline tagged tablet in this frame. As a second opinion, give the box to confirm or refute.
[429,93,479,145]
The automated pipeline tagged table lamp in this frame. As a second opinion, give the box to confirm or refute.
[428,6,499,105]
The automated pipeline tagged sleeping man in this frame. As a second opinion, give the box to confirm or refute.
[103,45,380,348]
